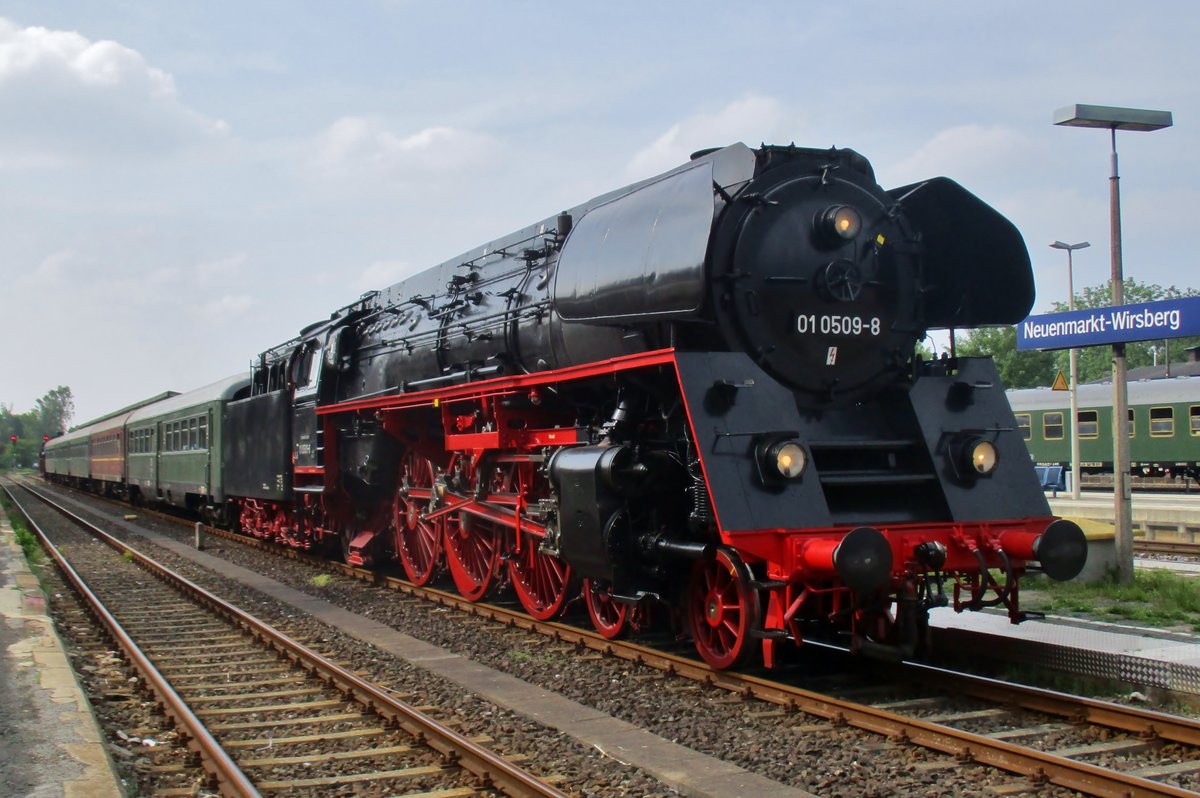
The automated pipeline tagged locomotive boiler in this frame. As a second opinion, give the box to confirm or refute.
[220,142,1086,669]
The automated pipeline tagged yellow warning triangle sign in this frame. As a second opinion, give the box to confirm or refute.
[1051,371,1069,391]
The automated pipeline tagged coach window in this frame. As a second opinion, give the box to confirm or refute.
[199,417,208,449]
[1128,408,1136,438]
[1077,410,1099,439]
[189,418,198,450]
[1150,406,1174,437]
[1043,412,1064,440]
[1191,406,1200,436]
[1015,413,1032,440]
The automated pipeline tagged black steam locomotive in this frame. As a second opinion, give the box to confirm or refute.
[81,143,1094,669]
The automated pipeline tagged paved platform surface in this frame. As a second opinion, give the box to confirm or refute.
[1049,493,1200,540]
[0,502,124,798]
[931,604,1200,695]
[1134,557,1200,577]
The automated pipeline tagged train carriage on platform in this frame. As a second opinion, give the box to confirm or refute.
[125,375,251,518]
[1009,377,1200,484]
[43,392,177,495]
[42,424,91,484]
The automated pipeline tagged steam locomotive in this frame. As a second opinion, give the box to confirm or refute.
[47,143,1087,669]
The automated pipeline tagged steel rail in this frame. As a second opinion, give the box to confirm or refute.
[3,484,261,798]
[1135,539,1200,557]
[392,584,1200,797]
[231,528,1200,798]
[245,536,1200,797]
[30,478,1200,797]
[14,482,567,798]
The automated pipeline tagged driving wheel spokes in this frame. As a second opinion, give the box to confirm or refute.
[500,462,576,620]
[687,547,761,670]
[393,449,442,586]
[443,456,503,602]
[510,534,575,620]
[583,578,629,639]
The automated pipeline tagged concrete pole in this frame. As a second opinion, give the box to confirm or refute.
[1108,126,1134,584]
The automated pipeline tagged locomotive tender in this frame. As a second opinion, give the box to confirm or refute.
[46,143,1088,669]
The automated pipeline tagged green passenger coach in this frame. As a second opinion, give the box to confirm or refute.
[1007,377,1200,483]
[125,375,251,517]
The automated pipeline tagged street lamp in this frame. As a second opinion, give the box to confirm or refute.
[1054,103,1173,584]
[1050,240,1090,500]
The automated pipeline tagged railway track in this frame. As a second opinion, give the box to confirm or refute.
[5,481,567,798]
[1135,539,1200,558]
[23,478,1200,797]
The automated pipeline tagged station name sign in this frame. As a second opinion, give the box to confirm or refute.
[1016,296,1200,351]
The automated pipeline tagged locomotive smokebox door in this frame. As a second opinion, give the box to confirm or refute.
[713,150,921,409]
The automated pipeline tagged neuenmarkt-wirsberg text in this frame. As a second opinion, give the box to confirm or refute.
[1022,307,1183,340]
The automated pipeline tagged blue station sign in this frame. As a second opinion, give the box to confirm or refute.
[1016,296,1200,351]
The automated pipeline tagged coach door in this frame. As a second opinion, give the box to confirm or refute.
[151,423,159,495]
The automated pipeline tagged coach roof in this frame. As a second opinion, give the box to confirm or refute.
[126,374,251,425]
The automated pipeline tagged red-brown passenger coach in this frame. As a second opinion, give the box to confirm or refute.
[59,143,1091,669]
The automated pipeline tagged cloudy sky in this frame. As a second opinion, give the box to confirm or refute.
[2,2,1196,425]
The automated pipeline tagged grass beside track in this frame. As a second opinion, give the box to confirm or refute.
[0,489,44,565]
[1021,569,1200,632]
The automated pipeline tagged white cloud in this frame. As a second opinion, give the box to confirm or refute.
[196,294,256,320]
[313,116,499,181]
[0,18,229,168]
[29,248,76,284]
[195,253,248,284]
[625,95,796,179]
[886,124,1038,188]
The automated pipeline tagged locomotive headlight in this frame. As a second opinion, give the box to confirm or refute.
[949,434,999,480]
[816,205,863,244]
[969,440,998,474]
[768,440,807,479]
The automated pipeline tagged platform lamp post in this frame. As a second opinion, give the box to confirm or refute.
[1050,241,1089,500]
[1054,103,1173,584]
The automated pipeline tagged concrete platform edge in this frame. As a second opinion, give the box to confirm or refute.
[0,501,125,798]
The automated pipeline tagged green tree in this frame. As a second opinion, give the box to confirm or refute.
[954,326,1057,389]
[1,386,75,470]
[35,385,74,436]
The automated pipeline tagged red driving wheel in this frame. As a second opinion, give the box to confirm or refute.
[687,547,761,669]
[582,578,629,639]
[393,450,442,586]
[443,456,503,602]
[504,463,576,620]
